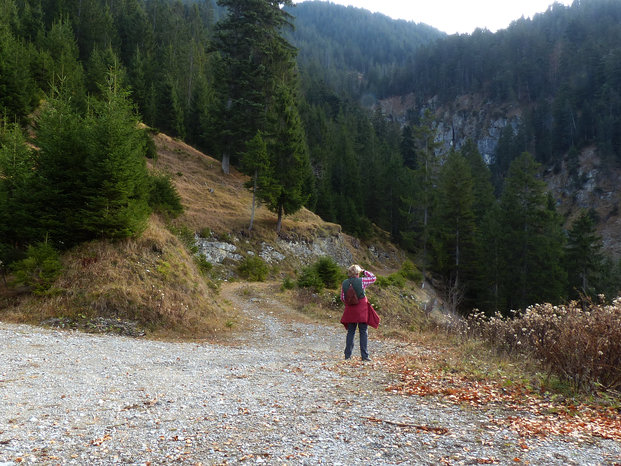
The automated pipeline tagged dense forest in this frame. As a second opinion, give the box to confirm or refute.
[1,0,620,314]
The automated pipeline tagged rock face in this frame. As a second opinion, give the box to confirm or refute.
[276,235,354,266]
[194,237,243,263]
[194,231,403,269]
[545,147,621,260]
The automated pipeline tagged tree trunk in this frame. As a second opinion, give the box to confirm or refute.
[249,169,257,231]
[221,152,230,175]
[276,205,283,234]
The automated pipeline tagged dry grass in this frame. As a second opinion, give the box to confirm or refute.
[0,216,230,339]
[149,133,342,242]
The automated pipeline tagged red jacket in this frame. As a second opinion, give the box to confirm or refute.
[340,296,370,326]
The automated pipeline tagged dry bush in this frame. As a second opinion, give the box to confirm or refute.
[464,299,621,391]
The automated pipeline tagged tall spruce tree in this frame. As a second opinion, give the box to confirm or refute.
[32,84,90,245]
[565,210,604,300]
[432,149,476,312]
[412,109,440,284]
[261,83,311,233]
[0,122,36,245]
[497,152,566,311]
[211,0,296,174]
[80,67,151,240]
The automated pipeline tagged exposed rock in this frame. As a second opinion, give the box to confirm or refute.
[276,235,354,266]
[259,243,286,263]
[194,237,243,263]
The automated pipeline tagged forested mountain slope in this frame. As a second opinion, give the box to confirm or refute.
[285,1,444,99]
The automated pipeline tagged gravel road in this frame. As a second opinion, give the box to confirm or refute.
[1,282,620,465]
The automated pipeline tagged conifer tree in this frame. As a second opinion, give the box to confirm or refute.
[432,150,476,311]
[412,109,440,283]
[211,0,296,174]
[80,67,151,240]
[0,122,36,245]
[477,203,504,313]
[565,210,604,299]
[241,131,273,231]
[261,84,311,233]
[32,84,90,245]
[497,152,565,311]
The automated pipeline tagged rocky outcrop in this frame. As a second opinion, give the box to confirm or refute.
[194,231,404,269]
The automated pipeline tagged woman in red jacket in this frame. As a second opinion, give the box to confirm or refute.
[340,264,376,361]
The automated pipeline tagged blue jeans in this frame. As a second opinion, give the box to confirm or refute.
[345,323,369,359]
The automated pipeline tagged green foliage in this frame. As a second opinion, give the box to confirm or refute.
[296,266,324,291]
[237,256,269,282]
[169,224,198,254]
[313,256,343,289]
[148,172,183,217]
[0,122,37,244]
[564,210,604,300]
[375,273,406,289]
[495,153,566,312]
[296,257,343,291]
[194,254,213,276]
[286,1,443,99]
[10,242,62,294]
[281,276,296,290]
[399,260,422,282]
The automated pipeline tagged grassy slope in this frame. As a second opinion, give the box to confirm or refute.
[0,132,430,338]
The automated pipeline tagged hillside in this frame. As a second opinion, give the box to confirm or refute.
[0,132,427,338]
[287,1,444,98]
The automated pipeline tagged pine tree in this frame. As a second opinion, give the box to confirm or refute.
[497,152,566,311]
[0,24,37,122]
[261,84,311,233]
[80,67,150,240]
[211,0,296,174]
[432,149,476,311]
[0,122,37,245]
[412,109,440,283]
[241,131,273,231]
[565,210,604,299]
[477,203,505,313]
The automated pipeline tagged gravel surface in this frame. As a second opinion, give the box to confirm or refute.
[1,283,620,465]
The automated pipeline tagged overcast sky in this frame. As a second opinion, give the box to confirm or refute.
[294,0,574,34]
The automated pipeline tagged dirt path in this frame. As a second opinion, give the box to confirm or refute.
[0,282,619,464]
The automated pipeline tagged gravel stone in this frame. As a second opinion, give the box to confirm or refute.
[1,283,619,465]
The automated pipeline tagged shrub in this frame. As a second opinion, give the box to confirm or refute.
[194,254,213,275]
[297,266,324,291]
[10,242,63,294]
[399,260,422,282]
[281,276,295,290]
[376,273,406,289]
[297,257,344,291]
[143,130,158,160]
[148,173,183,217]
[465,299,621,392]
[169,225,198,254]
[314,256,343,289]
[237,256,269,281]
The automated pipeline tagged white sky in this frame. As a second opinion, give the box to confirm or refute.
[294,0,574,35]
